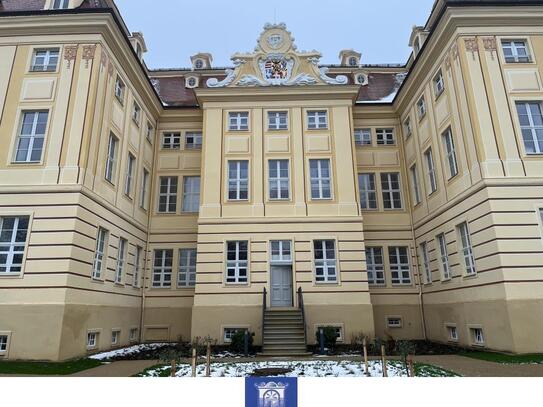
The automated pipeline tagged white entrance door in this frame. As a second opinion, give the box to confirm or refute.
[271,266,293,307]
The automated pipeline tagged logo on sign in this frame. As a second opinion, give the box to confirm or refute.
[246,377,297,407]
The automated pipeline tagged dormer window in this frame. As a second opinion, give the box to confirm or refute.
[51,0,69,9]
[355,73,368,85]
[349,56,358,66]
[186,76,199,89]
[195,59,204,69]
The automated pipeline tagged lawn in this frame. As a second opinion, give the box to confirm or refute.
[136,360,459,378]
[460,351,543,365]
[0,359,102,375]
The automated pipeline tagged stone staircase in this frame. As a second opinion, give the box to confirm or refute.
[261,309,310,356]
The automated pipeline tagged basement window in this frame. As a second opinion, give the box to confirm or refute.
[223,328,248,344]
[470,328,485,346]
[87,331,99,350]
[387,317,403,329]
[447,326,458,342]
[0,335,8,354]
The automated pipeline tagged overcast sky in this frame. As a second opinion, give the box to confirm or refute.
[115,0,435,69]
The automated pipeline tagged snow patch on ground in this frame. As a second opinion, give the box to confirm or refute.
[89,343,170,360]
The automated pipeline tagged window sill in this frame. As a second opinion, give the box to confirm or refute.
[91,277,105,284]
[463,273,478,280]
[315,281,339,286]
[434,90,444,101]
[441,278,452,283]
[150,286,173,290]
[0,273,22,279]
[176,286,196,290]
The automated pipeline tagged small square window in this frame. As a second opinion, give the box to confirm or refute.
[354,129,372,146]
[185,132,202,150]
[447,326,458,341]
[162,133,181,150]
[87,332,99,349]
[307,111,328,130]
[268,111,288,130]
[111,330,120,346]
[470,328,485,346]
[501,39,531,63]
[0,335,8,353]
[229,112,249,131]
[376,128,395,145]
[387,317,403,328]
[30,48,59,72]
[317,326,344,342]
[223,328,248,343]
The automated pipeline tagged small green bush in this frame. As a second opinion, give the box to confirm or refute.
[315,327,338,350]
[230,330,254,353]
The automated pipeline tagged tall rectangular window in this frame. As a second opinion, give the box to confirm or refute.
[115,238,127,284]
[0,217,29,275]
[30,48,59,72]
[417,96,426,119]
[162,133,181,150]
[404,118,412,138]
[228,161,249,201]
[437,233,451,280]
[226,241,248,284]
[178,248,197,287]
[92,227,108,280]
[381,173,402,210]
[410,165,421,206]
[140,168,149,210]
[228,112,249,131]
[268,160,290,200]
[442,128,459,178]
[420,242,432,284]
[457,222,476,276]
[307,111,328,130]
[105,133,118,183]
[182,176,200,213]
[158,176,178,213]
[310,159,332,200]
[15,111,48,163]
[146,122,154,144]
[516,102,543,155]
[152,249,173,288]
[268,111,288,130]
[389,247,411,285]
[354,129,372,146]
[365,247,385,285]
[132,102,141,125]
[501,40,531,63]
[185,132,202,150]
[125,153,136,197]
[314,240,337,283]
[425,148,437,194]
[376,128,395,145]
[133,246,142,288]
[358,173,377,210]
[434,70,445,97]
[114,76,125,103]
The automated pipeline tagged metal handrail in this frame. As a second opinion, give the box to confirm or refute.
[297,287,308,347]
[262,287,267,341]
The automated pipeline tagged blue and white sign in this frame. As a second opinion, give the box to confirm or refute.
[245,377,298,407]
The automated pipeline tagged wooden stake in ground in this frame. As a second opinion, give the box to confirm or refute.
[171,359,177,377]
[381,344,388,378]
[363,337,370,377]
[206,343,211,377]
[407,354,415,378]
[191,347,197,377]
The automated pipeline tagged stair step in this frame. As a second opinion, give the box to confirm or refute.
[263,332,305,338]
[264,319,303,325]
[260,352,313,357]
[263,344,307,350]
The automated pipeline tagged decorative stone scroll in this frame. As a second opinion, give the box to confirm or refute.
[482,36,498,60]
[82,45,96,69]
[63,45,78,69]
[464,38,479,60]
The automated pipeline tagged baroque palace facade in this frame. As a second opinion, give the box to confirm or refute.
[0,0,542,361]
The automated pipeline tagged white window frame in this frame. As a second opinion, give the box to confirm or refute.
[51,0,70,9]
[132,103,141,126]
[376,128,395,145]
[133,246,142,288]
[433,70,445,97]
[457,222,476,276]
[358,173,378,210]
[354,129,372,146]
[410,165,422,206]
[0,333,10,355]
[158,176,178,214]
[516,101,543,155]
[105,133,118,183]
[0,216,30,276]
[228,112,249,131]
[30,48,60,72]
[152,249,173,288]
[437,233,451,280]
[447,325,459,342]
[307,110,328,130]
[162,133,181,150]
[313,240,338,284]
[178,248,197,288]
[417,96,426,119]
[389,246,411,285]
[182,176,200,213]
[501,39,532,63]
[125,153,136,197]
[270,240,292,264]
[87,331,99,350]
[115,238,127,284]
[140,168,149,210]
[268,111,288,131]
[425,148,437,194]
[223,327,248,344]
[185,132,202,150]
[268,160,290,200]
[442,128,459,178]
[381,173,403,210]
[228,161,249,201]
[309,159,332,200]
[387,317,403,329]
[470,327,485,346]
[366,247,385,286]
[226,241,249,285]
[92,227,108,280]
[114,77,125,104]
[404,118,412,138]
[14,111,48,163]
[111,330,120,346]
[420,241,432,284]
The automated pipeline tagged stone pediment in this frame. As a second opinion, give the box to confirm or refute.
[207,23,348,88]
